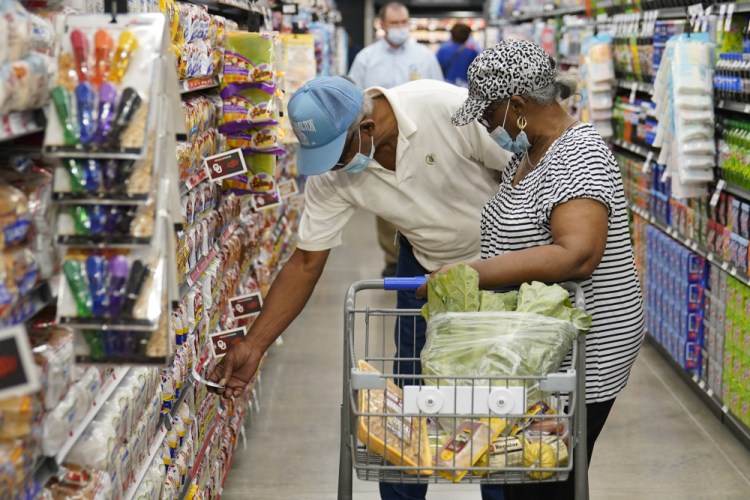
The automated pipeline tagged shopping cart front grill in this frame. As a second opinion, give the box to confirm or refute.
[337,279,589,500]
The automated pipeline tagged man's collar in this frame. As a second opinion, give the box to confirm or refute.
[366,86,417,139]
[379,38,409,53]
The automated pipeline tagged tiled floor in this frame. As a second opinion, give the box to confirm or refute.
[222,209,750,499]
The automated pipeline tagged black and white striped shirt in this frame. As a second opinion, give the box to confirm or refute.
[481,123,645,403]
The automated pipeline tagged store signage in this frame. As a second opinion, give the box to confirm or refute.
[230,292,263,319]
[277,179,299,198]
[209,327,247,359]
[282,3,298,14]
[204,148,248,182]
[0,326,40,399]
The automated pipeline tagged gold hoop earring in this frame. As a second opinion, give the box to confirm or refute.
[517,115,527,131]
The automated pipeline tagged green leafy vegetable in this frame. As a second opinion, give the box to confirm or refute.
[516,282,592,331]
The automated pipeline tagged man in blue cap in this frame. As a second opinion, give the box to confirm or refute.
[208,75,510,500]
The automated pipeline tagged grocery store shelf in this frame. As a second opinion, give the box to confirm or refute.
[54,367,130,463]
[722,181,750,201]
[629,204,750,288]
[163,381,193,429]
[611,138,656,159]
[646,335,750,452]
[180,168,208,196]
[716,99,750,114]
[0,108,46,143]
[509,4,585,22]
[191,419,219,480]
[616,79,653,95]
[124,426,168,500]
[177,473,193,500]
[179,219,240,297]
[559,56,580,66]
[29,457,58,498]
[179,76,220,94]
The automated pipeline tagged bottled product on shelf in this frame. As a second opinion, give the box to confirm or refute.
[497,0,750,447]
[0,0,335,497]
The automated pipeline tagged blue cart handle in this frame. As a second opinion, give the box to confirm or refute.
[383,276,428,290]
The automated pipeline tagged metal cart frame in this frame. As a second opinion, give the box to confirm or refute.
[337,279,588,500]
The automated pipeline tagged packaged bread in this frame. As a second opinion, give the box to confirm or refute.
[356,360,433,475]
[0,180,31,250]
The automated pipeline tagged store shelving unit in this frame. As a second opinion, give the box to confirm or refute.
[124,425,169,500]
[179,76,221,94]
[178,219,240,298]
[616,79,654,95]
[716,99,750,115]
[54,367,131,463]
[647,336,750,451]
[611,137,657,159]
[0,109,46,142]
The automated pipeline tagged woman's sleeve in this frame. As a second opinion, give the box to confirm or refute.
[536,142,618,226]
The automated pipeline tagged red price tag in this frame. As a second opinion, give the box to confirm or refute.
[204,148,248,182]
[229,292,263,319]
[209,327,247,359]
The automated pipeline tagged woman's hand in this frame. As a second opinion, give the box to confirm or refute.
[415,262,461,299]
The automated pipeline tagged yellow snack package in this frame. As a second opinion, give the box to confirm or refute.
[356,360,433,475]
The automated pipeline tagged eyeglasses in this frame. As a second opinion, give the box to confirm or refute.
[478,99,504,128]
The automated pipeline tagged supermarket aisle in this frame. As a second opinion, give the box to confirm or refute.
[222,209,750,500]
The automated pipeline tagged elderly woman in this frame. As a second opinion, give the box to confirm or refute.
[436,39,646,500]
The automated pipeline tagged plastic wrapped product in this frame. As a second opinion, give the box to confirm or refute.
[0,395,39,439]
[42,389,83,455]
[0,180,31,250]
[356,360,433,475]
[66,420,119,471]
[522,435,569,479]
[41,465,114,499]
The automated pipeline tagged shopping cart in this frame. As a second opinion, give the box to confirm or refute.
[337,278,589,500]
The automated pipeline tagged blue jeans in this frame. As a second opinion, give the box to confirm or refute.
[379,237,505,500]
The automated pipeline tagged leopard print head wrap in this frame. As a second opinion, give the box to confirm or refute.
[452,39,557,126]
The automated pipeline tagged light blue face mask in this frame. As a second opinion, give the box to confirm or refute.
[489,100,531,155]
[339,128,375,174]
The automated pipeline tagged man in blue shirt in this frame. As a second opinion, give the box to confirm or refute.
[348,1,443,278]
[436,22,481,88]
[348,2,443,89]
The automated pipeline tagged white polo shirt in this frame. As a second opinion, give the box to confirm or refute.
[297,80,511,271]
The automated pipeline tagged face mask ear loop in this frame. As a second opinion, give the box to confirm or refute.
[501,100,511,129]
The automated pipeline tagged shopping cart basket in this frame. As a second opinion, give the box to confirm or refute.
[337,278,589,500]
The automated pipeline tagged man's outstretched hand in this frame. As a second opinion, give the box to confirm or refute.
[207,341,264,398]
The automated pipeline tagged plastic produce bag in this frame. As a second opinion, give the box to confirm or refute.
[420,311,579,388]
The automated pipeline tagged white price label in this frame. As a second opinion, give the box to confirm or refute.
[725,4,735,33]
[707,388,714,397]
[722,261,729,271]
[642,151,654,173]
[629,86,637,104]
[660,167,670,183]
[745,104,750,114]
[710,179,726,208]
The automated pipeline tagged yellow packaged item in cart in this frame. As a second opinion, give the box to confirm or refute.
[523,435,569,479]
[356,360,433,475]
[437,417,504,482]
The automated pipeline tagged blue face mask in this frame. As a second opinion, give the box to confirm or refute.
[339,128,375,174]
[489,101,531,155]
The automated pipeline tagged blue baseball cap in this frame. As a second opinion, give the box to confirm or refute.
[288,76,364,175]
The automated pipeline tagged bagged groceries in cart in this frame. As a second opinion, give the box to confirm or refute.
[354,266,591,481]
[356,360,434,475]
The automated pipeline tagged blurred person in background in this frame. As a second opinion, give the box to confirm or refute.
[348,1,443,278]
[436,22,480,87]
